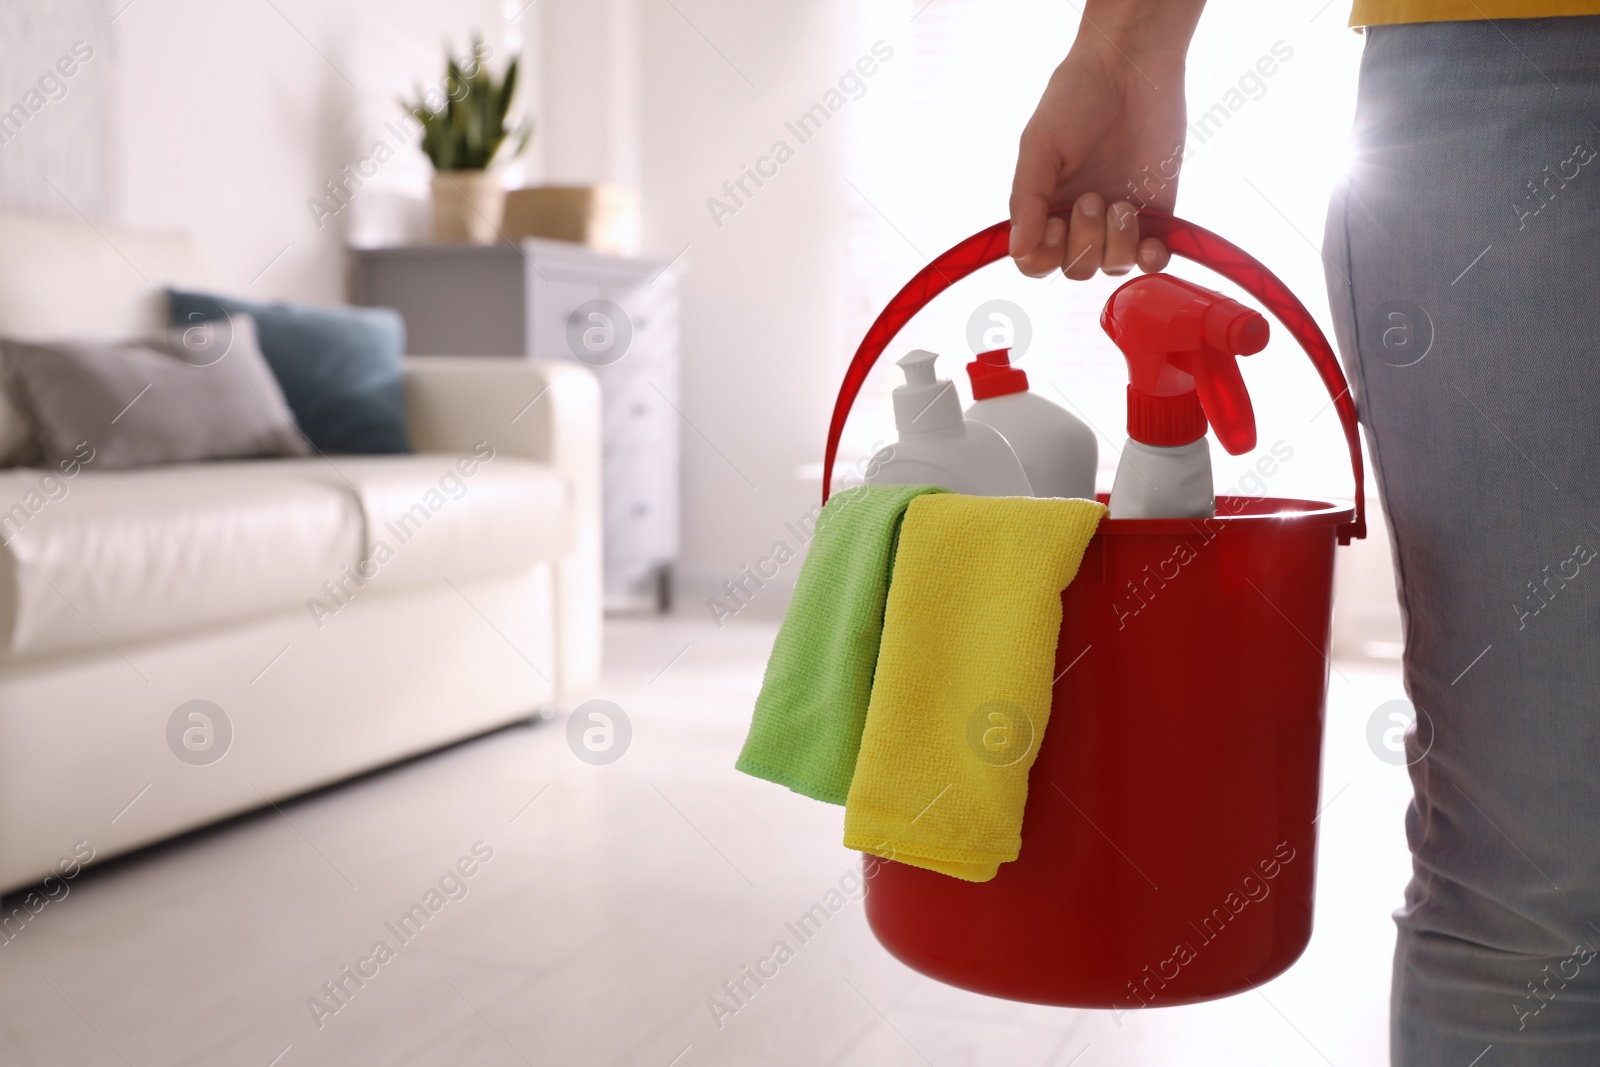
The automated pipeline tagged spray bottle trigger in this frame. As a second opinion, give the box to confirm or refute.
[1193,350,1257,456]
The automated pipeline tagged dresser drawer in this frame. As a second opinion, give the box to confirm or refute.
[601,377,671,451]
[603,448,677,560]
[529,278,606,360]
[610,278,677,362]
[603,486,672,565]
[531,275,676,366]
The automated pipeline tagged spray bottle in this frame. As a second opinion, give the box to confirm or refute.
[866,350,1033,496]
[1099,275,1269,519]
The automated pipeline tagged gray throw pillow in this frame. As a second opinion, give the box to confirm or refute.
[0,314,311,469]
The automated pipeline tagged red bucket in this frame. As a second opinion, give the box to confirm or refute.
[821,212,1365,1009]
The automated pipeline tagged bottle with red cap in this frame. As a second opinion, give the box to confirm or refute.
[1099,274,1271,519]
[963,348,1097,499]
[865,349,1033,496]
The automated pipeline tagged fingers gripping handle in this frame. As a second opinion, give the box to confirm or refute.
[820,209,1366,544]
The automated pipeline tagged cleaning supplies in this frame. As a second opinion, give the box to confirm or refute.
[964,348,1097,499]
[821,210,1368,1008]
[842,493,1106,882]
[867,350,1032,497]
[736,483,948,804]
[1100,274,1270,519]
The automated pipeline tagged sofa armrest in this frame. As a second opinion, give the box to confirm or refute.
[404,356,601,700]
[404,356,599,467]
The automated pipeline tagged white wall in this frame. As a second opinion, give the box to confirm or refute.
[538,0,639,191]
[108,0,511,297]
[635,0,854,609]
[0,0,114,220]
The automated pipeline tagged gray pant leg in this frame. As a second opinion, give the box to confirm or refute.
[1325,17,1600,1065]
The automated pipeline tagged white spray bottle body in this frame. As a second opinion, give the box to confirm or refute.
[1108,438,1214,519]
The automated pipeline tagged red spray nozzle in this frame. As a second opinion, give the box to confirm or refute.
[1099,274,1268,456]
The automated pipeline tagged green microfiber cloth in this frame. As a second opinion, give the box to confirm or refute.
[736,483,949,804]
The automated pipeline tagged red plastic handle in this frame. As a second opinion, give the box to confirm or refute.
[821,209,1366,544]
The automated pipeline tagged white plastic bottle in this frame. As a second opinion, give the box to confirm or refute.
[866,350,1033,496]
[1110,439,1215,519]
[963,348,1097,499]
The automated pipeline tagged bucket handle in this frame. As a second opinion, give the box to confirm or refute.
[821,209,1366,544]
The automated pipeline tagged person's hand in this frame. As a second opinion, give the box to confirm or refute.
[1010,32,1191,280]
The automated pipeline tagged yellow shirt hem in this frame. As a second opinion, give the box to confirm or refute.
[1350,1,1600,26]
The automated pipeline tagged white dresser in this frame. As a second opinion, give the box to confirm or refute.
[352,240,680,612]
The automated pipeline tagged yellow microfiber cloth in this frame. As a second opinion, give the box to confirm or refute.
[843,493,1106,882]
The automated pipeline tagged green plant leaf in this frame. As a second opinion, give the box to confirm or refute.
[401,37,530,172]
[497,57,518,127]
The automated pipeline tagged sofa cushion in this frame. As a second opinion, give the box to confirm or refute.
[167,290,412,455]
[277,453,572,596]
[0,464,362,657]
[0,316,310,469]
[0,213,215,469]
[0,454,570,657]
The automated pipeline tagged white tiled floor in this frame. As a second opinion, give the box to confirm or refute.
[0,612,1411,1066]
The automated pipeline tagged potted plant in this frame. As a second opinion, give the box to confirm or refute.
[403,38,530,244]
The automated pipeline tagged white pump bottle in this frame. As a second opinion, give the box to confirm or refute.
[866,350,1032,496]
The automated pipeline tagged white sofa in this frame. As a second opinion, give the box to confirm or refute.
[0,214,600,893]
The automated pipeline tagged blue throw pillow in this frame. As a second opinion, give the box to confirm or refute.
[166,289,412,454]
